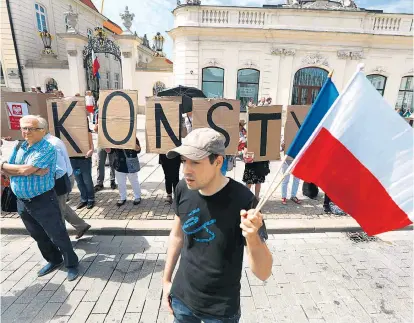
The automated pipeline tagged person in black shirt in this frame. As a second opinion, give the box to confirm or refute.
[163,128,272,323]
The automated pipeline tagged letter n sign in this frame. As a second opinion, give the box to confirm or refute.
[145,96,182,153]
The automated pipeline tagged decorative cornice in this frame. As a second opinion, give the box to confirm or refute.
[371,66,387,74]
[350,51,364,60]
[337,50,364,60]
[207,58,220,66]
[302,52,329,67]
[67,49,77,57]
[270,47,296,56]
[122,51,132,58]
[244,59,257,68]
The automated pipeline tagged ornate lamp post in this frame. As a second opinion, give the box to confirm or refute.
[153,32,165,57]
[39,29,53,55]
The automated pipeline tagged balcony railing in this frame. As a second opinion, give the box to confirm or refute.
[174,6,413,36]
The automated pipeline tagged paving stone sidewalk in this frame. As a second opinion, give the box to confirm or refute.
[1,116,346,221]
[1,231,412,323]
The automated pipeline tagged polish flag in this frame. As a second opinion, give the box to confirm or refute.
[289,69,413,235]
[92,49,100,79]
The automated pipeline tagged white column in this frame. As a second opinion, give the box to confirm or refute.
[58,34,88,95]
[277,54,295,107]
[114,35,141,91]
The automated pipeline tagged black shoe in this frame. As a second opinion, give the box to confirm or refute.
[94,184,104,192]
[133,198,141,205]
[76,202,87,210]
[110,181,117,190]
[75,224,91,239]
[117,200,126,207]
[323,205,332,214]
[38,261,63,277]
[67,267,79,281]
[86,202,94,209]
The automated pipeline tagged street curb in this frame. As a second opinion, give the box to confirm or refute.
[1,220,412,236]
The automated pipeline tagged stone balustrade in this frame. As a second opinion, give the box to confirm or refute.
[174,6,413,36]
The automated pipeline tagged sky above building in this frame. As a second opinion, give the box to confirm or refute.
[92,0,413,59]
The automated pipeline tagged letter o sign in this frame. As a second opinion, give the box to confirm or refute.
[101,91,135,145]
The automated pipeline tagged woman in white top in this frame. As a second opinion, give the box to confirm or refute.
[85,91,95,122]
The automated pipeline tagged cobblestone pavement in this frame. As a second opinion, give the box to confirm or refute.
[1,116,345,221]
[1,231,412,323]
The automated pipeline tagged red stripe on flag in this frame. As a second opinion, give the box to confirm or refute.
[292,128,411,235]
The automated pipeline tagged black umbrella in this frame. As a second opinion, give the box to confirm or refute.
[157,85,206,113]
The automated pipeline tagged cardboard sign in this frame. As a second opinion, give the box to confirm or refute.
[98,90,138,149]
[145,96,182,154]
[47,97,90,157]
[192,98,240,154]
[1,92,52,139]
[247,105,282,161]
[284,105,310,151]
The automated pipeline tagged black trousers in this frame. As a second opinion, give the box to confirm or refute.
[324,194,331,207]
[160,155,181,195]
[17,190,78,268]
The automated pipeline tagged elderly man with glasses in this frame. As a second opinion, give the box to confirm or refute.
[0,115,79,281]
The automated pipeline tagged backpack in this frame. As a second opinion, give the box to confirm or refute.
[302,182,319,199]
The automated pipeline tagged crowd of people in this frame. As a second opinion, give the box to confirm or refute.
[0,92,330,322]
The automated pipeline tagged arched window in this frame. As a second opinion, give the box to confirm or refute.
[396,76,413,116]
[202,67,224,98]
[367,74,387,96]
[292,67,328,105]
[153,81,166,96]
[35,3,48,32]
[236,68,260,111]
[45,78,58,93]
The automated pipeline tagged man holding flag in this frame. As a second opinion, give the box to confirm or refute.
[283,65,413,235]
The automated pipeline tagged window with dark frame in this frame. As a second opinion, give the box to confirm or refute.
[202,67,224,99]
[367,74,387,96]
[292,67,328,105]
[395,76,413,116]
[236,68,260,112]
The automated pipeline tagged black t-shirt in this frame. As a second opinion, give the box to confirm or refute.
[171,178,268,317]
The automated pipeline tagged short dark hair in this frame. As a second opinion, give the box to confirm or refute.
[208,154,219,164]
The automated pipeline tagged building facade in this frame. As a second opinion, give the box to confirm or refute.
[1,0,106,93]
[0,0,173,110]
[169,0,413,114]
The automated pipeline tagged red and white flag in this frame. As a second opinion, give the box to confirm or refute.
[92,49,100,79]
[290,70,413,235]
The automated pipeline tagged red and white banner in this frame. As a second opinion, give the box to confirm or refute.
[5,102,29,130]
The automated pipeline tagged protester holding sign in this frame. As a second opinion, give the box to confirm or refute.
[93,116,117,192]
[159,154,181,204]
[280,140,301,205]
[242,146,270,198]
[107,138,142,207]
[70,121,95,209]
[162,128,272,322]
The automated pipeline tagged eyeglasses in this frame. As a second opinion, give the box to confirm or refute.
[20,127,44,132]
